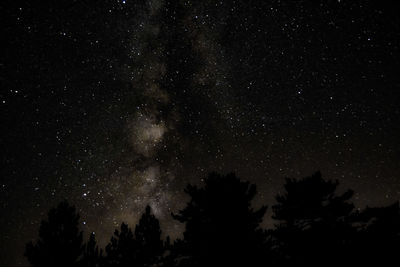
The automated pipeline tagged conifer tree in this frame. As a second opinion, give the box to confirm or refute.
[103,205,165,267]
[134,206,165,266]
[172,172,269,267]
[103,223,136,267]
[272,172,356,266]
[25,201,84,267]
[81,232,101,267]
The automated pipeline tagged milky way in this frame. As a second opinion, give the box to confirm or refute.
[1,1,400,266]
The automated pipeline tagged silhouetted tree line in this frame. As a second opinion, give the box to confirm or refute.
[25,172,400,266]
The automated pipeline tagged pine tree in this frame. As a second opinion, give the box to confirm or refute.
[355,202,400,265]
[134,205,165,266]
[81,232,101,267]
[172,172,269,267]
[272,172,356,266]
[25,201,84,267]
[103,223,136,267]
[102,205,165,267]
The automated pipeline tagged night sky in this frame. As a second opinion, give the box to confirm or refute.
[1,1,400,266]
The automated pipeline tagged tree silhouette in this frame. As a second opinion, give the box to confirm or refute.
[102,205,165,267]
[103,223,136,267]
[25,172,400,267]
[171,172,270,267]
[81,232,101,267]
[134,205,165,266]
[25,201,84,267]
[355,201,400,265]
[271,172,357,266]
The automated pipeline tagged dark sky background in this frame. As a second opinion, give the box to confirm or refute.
[1,1,400,266]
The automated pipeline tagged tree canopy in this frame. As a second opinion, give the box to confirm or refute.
[171,172,269,266]
[25,201,84,267]
[26,172,400,267]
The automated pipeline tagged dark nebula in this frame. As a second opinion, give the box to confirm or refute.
[1,1,399,266]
